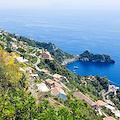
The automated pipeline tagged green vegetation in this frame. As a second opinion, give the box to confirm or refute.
[5,48,13,53]
[79,50,115,63]
[0,47,104,120]
[0,43,4,49]
[17,48,26,53]
[0,32,116,120]
[8,33,75,63]
[36,51,41,56]
[6,36,13,42]
[30,56,37,64]
[108,90,120,110]
[37,59,106,100]
[28,48,34,53]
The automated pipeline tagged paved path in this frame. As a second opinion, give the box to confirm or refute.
[29,51,41,72]
[102,85,114,105]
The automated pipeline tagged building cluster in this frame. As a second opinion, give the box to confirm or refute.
[44,74,67,100]
[73,92,120,119]
[1,29,120,119]
[109,84,119,96]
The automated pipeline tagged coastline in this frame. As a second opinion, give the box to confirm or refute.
[61,56,79,66]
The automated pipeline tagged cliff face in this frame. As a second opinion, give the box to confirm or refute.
[79,50,115,63]
[62,57,79,65]
[35,42,75,63]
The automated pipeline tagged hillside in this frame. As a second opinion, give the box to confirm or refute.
[7,32,75,63]
[0,29,119,120]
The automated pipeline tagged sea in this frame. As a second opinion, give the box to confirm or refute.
[0,9,120,86]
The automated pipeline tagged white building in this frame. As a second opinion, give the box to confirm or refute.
[16,57,29,63]
[36,83,49,92]
[115,110,120,118]
[12,38,17,42]
[105,104,115,112]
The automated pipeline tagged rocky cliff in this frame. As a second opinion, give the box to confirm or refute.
[79,50,115,63]
[35,42,75,63]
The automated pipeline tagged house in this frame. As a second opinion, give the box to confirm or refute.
[29,74,39,80]
[53,74,69,83]
[109,84,119,95]
[105,104,115,112]
[20,68,26,73]
[91,100,107,110]
[54,82,63,88]
[114,110,120,118]
[73,92,95,107]
[29,38,33,41]
[41,52,49,58]
[12,38,17,42]
[15,34,19,37]
[95,100,107,107]
[53,74,63,79]
[16,57,29,63]
[12,44,17,51]
[45,79,55,89]
[87,77,91,81]
[0,29,4,32]
[19,41,23,46]
[51,87,66,100]
[10,42,15,45]
[25,67,34,74]
[3,31,8,36]
[36,83,49,92]
[41,69,50,74]
[105,100,114,106]
[103,116,116,120]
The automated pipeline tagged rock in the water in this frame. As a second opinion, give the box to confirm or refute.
[79,50,115,63]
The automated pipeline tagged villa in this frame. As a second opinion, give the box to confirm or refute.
[51,87,66,100]
[45,79,55,89]
[103,116,116,120]
[16,57,29,63]
[12,44,17,51]
[41,52,49,58]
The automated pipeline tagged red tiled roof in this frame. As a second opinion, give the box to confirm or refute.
[73,92,95,106]
[51,87,66,96]
[95,100,107,106]
[55,82,62,88]
[104,116,116,120]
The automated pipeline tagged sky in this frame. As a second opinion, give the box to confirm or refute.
[0,0,120,10]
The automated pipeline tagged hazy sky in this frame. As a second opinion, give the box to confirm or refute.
[0,0,120,10]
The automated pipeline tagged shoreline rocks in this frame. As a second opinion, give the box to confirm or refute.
[79,50,115,63]
[62,50,115,65]
[62,57,79,65]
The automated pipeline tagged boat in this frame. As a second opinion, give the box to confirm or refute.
[74,66,78,69]
[74,71,76,74]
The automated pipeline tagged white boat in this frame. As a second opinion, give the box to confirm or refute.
[74,66,78,69]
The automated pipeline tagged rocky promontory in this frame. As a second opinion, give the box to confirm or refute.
[62,57,79,65]
[79,50,115,63]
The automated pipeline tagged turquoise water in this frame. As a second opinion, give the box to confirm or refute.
[0,9,120,86]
